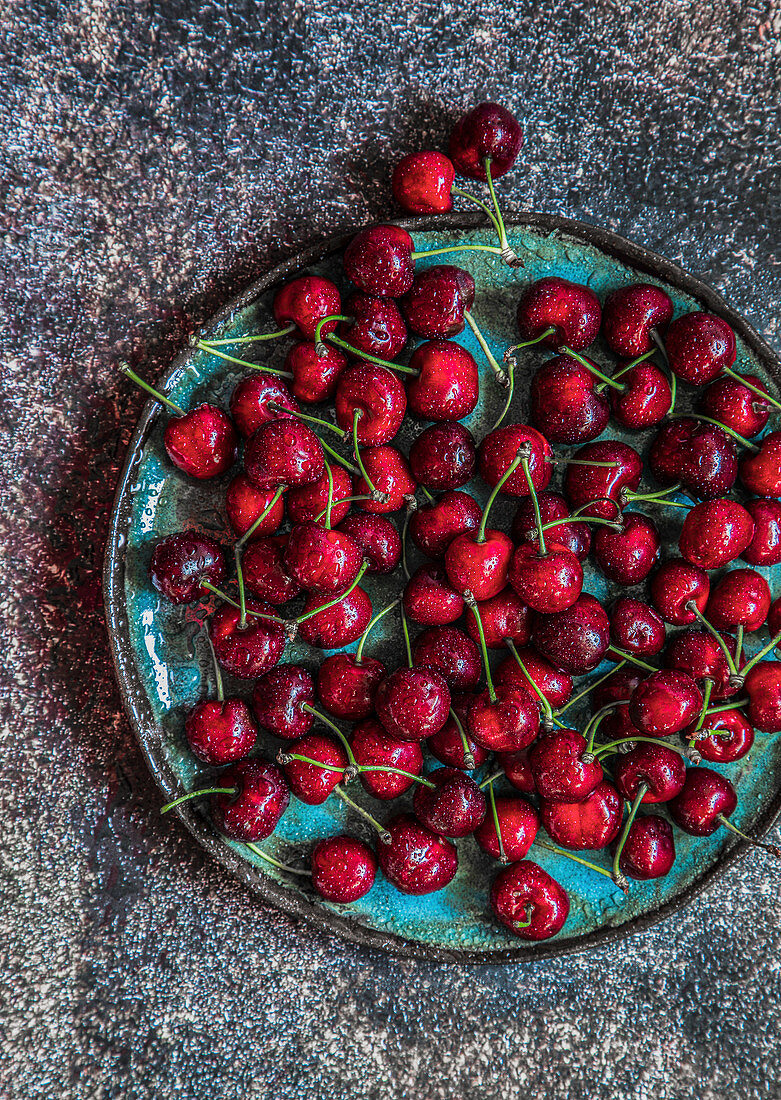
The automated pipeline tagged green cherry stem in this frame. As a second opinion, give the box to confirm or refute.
[484,156,519,264]
[355,599,401,664]
[199,323,296,347]
[555,660,627,716]
[449,705,476,770]
[293,562,370,628]
[685,601,740,676]
[503,328,558,363]
[486,777,509,863]
[687,678,714,759]
[319,438,359,475]
[706,698,749,715]
[738,629,781,676]
[735,625,744,668]
[235,485,286,548]
[199,580,283,623]
[724,367,781,413]
[464,592,496,702]
[410,244,504,259]
[583,701,631,757]
[267,401,347,439]
[594,349,657,394]
[302,704,357,766]
[534,838,621,887]
[716,815,781,857]
[244,842,312,876]
[477,444,527,542]
[520,452,546,555]
[450,186,502,234]
[559,347,626,392]
[624,483,686,505]
[683,414,758,451]
[463,310,508,385]
[234,543,248,629]
[606,647,659,674]
[120,364,186,415]
[611,783,648,888]
[503,638,557,725]
[593,735,688,759]
[161,787,236,813]
[333,785,392,844]
[352,410,380,495]
[478,770,505,790]
[401,505,413,580]
[324,461,334,529]
[400,603,413,668]
[205,629,224,702]
[195,341,294,380]
[540,515,623,534]
[314,496,374,526]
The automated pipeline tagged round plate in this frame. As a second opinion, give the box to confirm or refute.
[104,213,781,962]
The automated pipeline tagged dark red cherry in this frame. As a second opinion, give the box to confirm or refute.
[403,562,465,625]
[400,265,475,339]
[468,687,540,753]
[664,628,738,701]
[494,648,573,710]
[311,836,377,902]
[465,588,532,649]
[688,708,754,763]
[743,499,781,566]
[243,536,302,604]
[335,363,406,445]
[392,151,455,213]
[614,815,675,880]
[629,670,702,736]
[490,861,570,941]
[508,542,583,614]
[226,474,285,540]
[209,600,285,679]
[245,419,325,489]
[407,341,480,421]
[669,767,738,835]
[770,598,781,638]
[410,490,481,557]
[428,694,489,770]
[650,559,710,625]
[297,587,372,648]
[340,292,407,361]
[512,491,591,561]
[375,667,451,741]
[379,814,458,895]
[149,532,226,603]
[252,664,313,740]
[531,594,610,674]
[284,522,363,596]
[593,512,660,585]
[563,440,642,519]
[540,780,623,850]
[286,464,352,527]
[184,699,257,765]
[609,596,666,661]
[444,529,514,601]
[602,283,673,357]
[448,102,523,180]
[498,748,536,794]
[744,661,781,733]
[412,626,481,691]
[343,225,415,297]
[164,404,238,479]
[610,361,672,430]
[665,312,736,385]
[529,729,603,802]
[701,372,771,438]
[280,733,346,804]
[475,796,539,862]
[649,417,737,501]
[413,767,486,837]
[706,568,770,632]
[515,276,601,351]
[229,374,298,437]
[740,432,781,497]
[613,743,686,804]
[285,341,347,404]
[409,422,476,490]
[529,356,610,443]
[273,275,340,340]
[679,499,755,570]
[317,653,385,721]
[353,445,416,513]
[478,425,552,497]
[351,718,424,799]
[211,759,289,841]
[337,513,401,574]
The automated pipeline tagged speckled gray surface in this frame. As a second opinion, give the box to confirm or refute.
[2,2,781,1097]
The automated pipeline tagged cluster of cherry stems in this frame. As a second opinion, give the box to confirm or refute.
[126,103,781,943]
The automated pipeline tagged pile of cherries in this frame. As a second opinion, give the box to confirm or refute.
[129,101,781,944]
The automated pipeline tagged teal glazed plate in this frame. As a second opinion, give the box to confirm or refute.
[104,214,781,962]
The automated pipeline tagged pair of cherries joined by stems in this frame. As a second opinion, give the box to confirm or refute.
[131,100,781,936]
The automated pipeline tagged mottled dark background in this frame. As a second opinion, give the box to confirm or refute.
[2,2,781,1097]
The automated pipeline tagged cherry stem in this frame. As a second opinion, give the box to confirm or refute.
[411,244,504,259]
[198,323,296,347]
[583,700,631,756]
[195,341,294,380]
[235,485,286,548]
[199,580,283,624]
[324,461,335,529]
[355,599,401,664]
[477,444,527,542]
[400,602,413,668]
[161,787,236,813]
[735,625,744,668]
[321,332,417,375]
[607,647,658,674]
[559,347,625,392]
[268,401,347,439]
[315,495,374,525]
[625,483,684,504]
[556,660,627,716]
[503,328,557,362]
[611,783,647,888]
[520,453,546,555]
[594,349,658,395]
[479,770,505,789]
[739,629,781,676]
[333,785,392,844]
[594,735,688,759]
[234,543,247,629]
[464,592,496,702]
[490,358,516,432]
[204,629,224,702]
[512,907,534,932]
[294,562,369,627]
[688,678,714,756]
[320,437,359,475]
[717,814,781,858]
[463,310,508,384]
[449,706,475,770]
[484,157,518,263]
[541,515,623,533]
[244,841,312,876]
[418,484,436,504]
[550,457,621,469]
[487,778,509,863]
[312,314,352,343]
[302,703,357,766]
[534,839,621,888]
[356,765,435,789]
[352,410,380,495]
[277,751,345,776]
[504,638,554,722]
[451,186,502,235]
[706,698,749,715]
[120,364,186,415]
[668,369,677,416]
[401,507,413,580]
[684,413,758,451]
[685,601,740,675]
[724,366,781,412]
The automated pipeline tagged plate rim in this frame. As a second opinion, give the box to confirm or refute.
[103,211,781,963]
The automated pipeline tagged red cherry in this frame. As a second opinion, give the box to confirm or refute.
[335,363,406,445]
[690,708,754,763]
[392,151,455,213]
[149,532,226,603]
[593,512,660,585]
[285,341,347,403]
[211,759,289,841]
[449,102,523,180]
[770,597,781,637]
[609,361,672,430]
[184,699,257,765]
[400,265,475,339]
[745,661,781,733]
[340,292,408,360]
[286,464,352,527]
[508,542,583,614]
[428,694,488,770]
[413,767,486,837]
[243,536,302,604]
[490,861,570,940]
[531,594,610,674]
[701,372,771,438]
[280,733,346,804]
[529,729,603,802]
[512,491,591,561]
[229,374,299,437]
[409,422,476,490]
[609,596,666,661]
[602,283,673,357]
[540,780,623,850]
[375,666,451,741]
[164,404,238,479]
[311,836,377,902]
[252,664,313,740]
[465,588,532,649]
[529,356,610,443]
[498,748,536,794]
[209,600,285,679]
[273,275,340,340]
[563,440,642,518]
[351,719,424,799]
[494,648,573,710]
[226,474,285,540]
[245,419,325,489]
[743,499,781,566]
[665,312,736,385]
[474,796,539,861]
[353,445,416,513]
[409,490,481,557]
[343,225,415,297]
[412,626,481,691]
[515,276,601,351]
[679,499,755,570]
[706,568,770,632]
[337,513,401,574]
[444,529,514,601]
[629,670,702,736]
[403,563,465,625]
[478,425,552,497]
[613,815,675,880]
[740,432,781,497]
[297,587,372,648]
[670,767,740,835]
[649,417,737,501]
[379,814,458,895]
[317,653,385,721]
[664,629,738,700]
[613,743,686,803]
[468,687,540,753]
[650,559,710,625]
[284,522,363,596]
[407,340,480,420]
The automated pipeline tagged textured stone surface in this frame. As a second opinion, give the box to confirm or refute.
[2,2,781,1097]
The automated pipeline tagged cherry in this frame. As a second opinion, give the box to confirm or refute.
[498,748,536,793]
[403,563,464,625]
[512,491,591,561]
[337,513,401,574]
[706,568,771,633]
[770,598,781,638]
[688,708,754,763]
[665,312,736,385]
[279,733,346,804]
[333,292,408,363]
[515,277,601,351]
[679,499,755,569]
[602,283,673,357]
[335,363,407,445]
[297,586,372,648]
[745,661,781,733]
[494,648,573,710]
[392,151,455,213]
[245,419,325,489]
[410,490,481,557]
[649,417,737,501]
[540,780,623,850]
[609,360,672,430]
[592,669,643,741]
[613,815,675,881]
[563,440,642,519]
[400,265,475,339]
[529,729,603,802]
[211,759,289,841]
[343,225,415,297]
[478,425,552,497]
[407,341,480,421]
[529,356,610,443]
[412,626,481,691]
[286,464,352,527]
[209,599,285,679]
[593,512,660,585]
[664,629,738,700]
[379,814,458,895]
[285,341,347,403]
[428,694,489,770]
[449,102,523,180]
[229,374,299,437]
[149,532,226,604]
[252,664,314,740]
[740,432,781,497]
[468,686,540,753]
[609,596,666,662]
[311,836,377,902]
[351,719,424,799]
[226,475,285,540]
[375,666,451,742]
[353,445,416,513]
[650,559,710,625]
[184,698,257,765]
[273,275,341,340]
[629,670,702,736]
[465,588,532,649]
[671,768,743,836]
[243,536,302,604]
[490,860,570,940]
[412,767,486,837]
[475,795,539,862]
[317,653,386,721]
[409,422,476,490]
[701,373,771,438]
[743,499,781,566]
[531,594,610,674]
[508,542,583,614]
[613,743,686,803]
[284,522,363,596]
